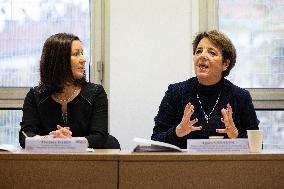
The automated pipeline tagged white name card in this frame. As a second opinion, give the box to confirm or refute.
[25,137,88,153]
[187,138,249,153]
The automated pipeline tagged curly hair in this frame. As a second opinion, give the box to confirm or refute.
[192,30,237,77]
[38,33,86,94]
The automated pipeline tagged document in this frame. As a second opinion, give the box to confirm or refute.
[25,137,88,153]
[133,137,185,152]
[0,144,19,152]
[187,138,249,152]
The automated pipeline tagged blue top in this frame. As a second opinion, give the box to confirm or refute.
[151,77,259,149]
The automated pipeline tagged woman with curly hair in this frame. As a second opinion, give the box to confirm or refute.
[152,30,259,149]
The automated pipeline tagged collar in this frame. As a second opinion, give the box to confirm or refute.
[196,77,224,96]
[32,82,97,105]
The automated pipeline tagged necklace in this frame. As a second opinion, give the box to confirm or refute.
[196,92,221,123]
[62,111,68,124]
[56,88,77,103]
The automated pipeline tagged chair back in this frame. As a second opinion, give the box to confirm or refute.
[104,135,120,149]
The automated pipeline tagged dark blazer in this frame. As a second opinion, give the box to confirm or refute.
[19,82,108,149]
[151,77,259,149]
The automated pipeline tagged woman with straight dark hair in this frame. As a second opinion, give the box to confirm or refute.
[19,33,119,149]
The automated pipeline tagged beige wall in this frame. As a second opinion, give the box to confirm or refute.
[109,0,194,149]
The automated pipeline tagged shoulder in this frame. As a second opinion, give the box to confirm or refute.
[81,82,106,95]
[167,77,196,95]
[25,86,50,105]
[29,86,48,96]
[224,79,251,100]
[161,78,196,105]
[80,82,107,103]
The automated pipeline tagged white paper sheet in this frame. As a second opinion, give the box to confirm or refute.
[133,137,185,152]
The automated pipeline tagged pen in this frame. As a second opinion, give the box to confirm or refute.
[22,131,28,138]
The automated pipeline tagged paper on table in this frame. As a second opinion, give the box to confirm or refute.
[0,144,19,152]
[133,137,186,152]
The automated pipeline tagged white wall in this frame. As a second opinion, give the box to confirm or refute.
[109,0,194,149]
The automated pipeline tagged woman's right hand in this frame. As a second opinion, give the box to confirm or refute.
[176,102,202,137]
[49,125,72,138]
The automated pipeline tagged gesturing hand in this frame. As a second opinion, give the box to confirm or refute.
[216,104,238,139]
[176,102,202,137]
[49,125,72,138]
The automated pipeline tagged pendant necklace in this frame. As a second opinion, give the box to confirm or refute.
[62,111,68,125]
[196,92,221,123]
[55,88,78,125]
[56,88,78,103]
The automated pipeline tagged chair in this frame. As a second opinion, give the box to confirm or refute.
[103,135,121,149]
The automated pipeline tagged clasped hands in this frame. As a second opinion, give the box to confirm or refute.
[34,125,72,139]
[42,125,89,147]
[176,102,238,138]
[48,125,72,138]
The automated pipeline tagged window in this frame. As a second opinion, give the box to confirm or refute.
[0,0,102,146]
[0,110,22,145]
[219,0,284,88]
[0,0,91,87]
[256,111,284,149]
[218,0,284,149]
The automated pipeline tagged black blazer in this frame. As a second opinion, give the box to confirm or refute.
[151,77,259,149]
[19,82,108,149]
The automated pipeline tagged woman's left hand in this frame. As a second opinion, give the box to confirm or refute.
[216,104,238,139]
